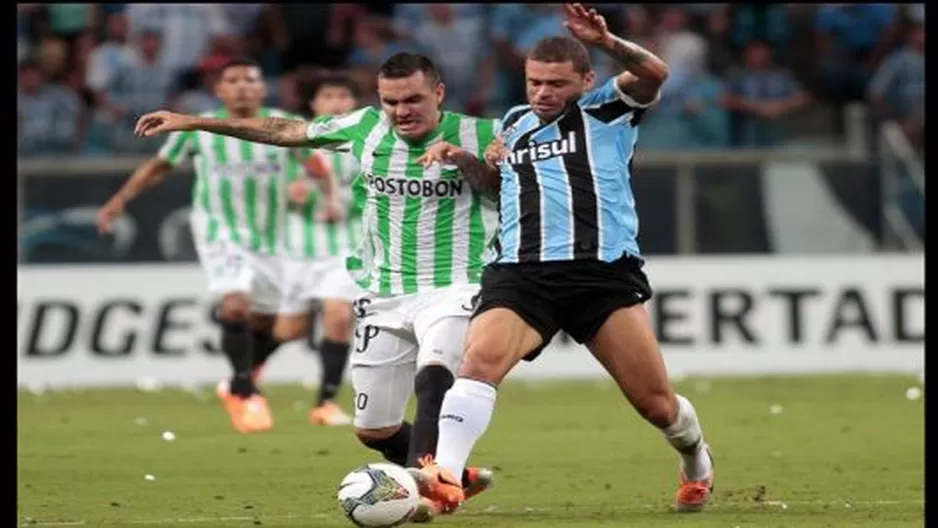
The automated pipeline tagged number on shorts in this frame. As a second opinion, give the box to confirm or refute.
[355,393,369,411]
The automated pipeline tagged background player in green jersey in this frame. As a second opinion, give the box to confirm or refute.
[135,52,498,521]
[98,58,340,435]
[275,74,364,427]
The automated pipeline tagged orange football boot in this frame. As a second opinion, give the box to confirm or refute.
[675,444,714,512]
[309,401,352,426]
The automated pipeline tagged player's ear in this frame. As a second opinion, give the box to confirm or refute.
[435,82,446,106]
[583,71,596,91]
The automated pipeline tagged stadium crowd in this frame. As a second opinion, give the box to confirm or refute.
[17,3,924,158]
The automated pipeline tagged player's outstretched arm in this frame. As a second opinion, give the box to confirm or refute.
[135,110,310,147]
[563,3,668,106]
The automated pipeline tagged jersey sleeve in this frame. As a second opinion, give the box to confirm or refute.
[578,77,659,125]
[157,131,196,166]
[305,107,380,149]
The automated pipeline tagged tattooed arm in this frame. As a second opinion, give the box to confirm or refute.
[450,150,501,201]
[192,116,310,146]
[562,3,668,106]
[135,111,310,146]
[417,142,502,200]
[600,34,669,106]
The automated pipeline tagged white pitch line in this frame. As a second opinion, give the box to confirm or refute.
[23,500,924,526]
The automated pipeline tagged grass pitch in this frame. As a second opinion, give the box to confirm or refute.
[18,375,923,527]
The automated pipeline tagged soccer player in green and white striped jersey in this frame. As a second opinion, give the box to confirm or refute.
[135,52,497,520]
[99,58,340,435]
[275,74,365,427]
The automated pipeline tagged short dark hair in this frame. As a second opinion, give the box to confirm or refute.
[377,52,442,85]
[528,37,592,74]
[218,57,262,76]
[308,72,359,102]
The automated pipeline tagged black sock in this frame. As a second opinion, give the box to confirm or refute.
[317,339,350,406]
[220,320,257,397]
[406,365,455,467]
[251,331,281,370]
[362,422,412,466]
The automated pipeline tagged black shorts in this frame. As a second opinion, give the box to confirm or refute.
[471,254,653,361]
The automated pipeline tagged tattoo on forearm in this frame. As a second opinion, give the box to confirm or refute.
[203,117,306,146]
[604,36,651,70]
[452,152,500,199]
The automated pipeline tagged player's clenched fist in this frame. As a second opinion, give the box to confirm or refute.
[135,110,197,137]
[483,137,509,168]
[417,142,467,168]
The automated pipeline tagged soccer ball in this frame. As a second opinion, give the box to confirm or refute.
[337,463,420,527]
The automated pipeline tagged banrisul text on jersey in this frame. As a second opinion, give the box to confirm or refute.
[496,78,651,264]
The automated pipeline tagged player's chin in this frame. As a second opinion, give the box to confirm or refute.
[532,107,563,121]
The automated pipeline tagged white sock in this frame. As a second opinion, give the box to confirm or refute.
[661,394,712,482]
[434,378,497,479]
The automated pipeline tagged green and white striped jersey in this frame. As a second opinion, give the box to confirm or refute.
[282,149,364,261]
[158,107,302,256]
[304,107,500,296]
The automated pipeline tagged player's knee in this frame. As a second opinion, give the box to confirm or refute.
[355,425,401,445]
[322,300,354,341]
[459,336,508,385]
[272,316,306,342]
[219,294,251,322]
[634,390,679,429]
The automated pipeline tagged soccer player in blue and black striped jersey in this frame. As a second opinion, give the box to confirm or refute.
[412,4,715,516]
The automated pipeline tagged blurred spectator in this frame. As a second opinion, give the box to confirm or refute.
[125,4,231,77]
[88,29,177,154]
[395,4,493,113]
[18,4,39,65]
[656,6,708,75]
[639,40,730,150]
[723,41,811,148]
[173,66,221,115]
[221,4,266,38]
[85,12,132,117]
[347,17,409,106]
[685,72,731,149]
[703,6,735,76]
[491,4,566,113]
[814,4,898,105]
[727,5,792,64]
[100,4,126,18]
[868,22,924,149]
[36,38,71,83]
[243,6,288,78]
[278,4,360,71]
[18,60,84,156]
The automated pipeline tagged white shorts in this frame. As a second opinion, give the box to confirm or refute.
[279,256,362,314]
[194,240,283,314]
[350,283,478,429]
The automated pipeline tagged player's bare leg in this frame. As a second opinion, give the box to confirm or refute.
[586,305,714,512]
[215,293,273,433]
[412,308,542,512]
